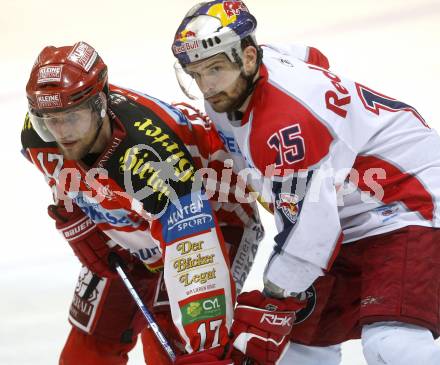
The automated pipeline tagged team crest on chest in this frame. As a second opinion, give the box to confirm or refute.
[276,193,300,223]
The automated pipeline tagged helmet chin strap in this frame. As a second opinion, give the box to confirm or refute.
[85,109,106,155]
[85,93,108,155]
[228,64,261,113]
[242,70,260,108]
[227,44,262,112]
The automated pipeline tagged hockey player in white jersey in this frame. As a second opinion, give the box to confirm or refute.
[171,1,440,365]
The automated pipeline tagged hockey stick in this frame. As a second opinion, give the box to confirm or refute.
[82,273,101,300]
[108,252,176,362]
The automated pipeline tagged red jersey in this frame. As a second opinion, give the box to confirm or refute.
[21,85,256,353]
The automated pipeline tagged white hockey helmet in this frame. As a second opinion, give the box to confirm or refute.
[172,1,258,99]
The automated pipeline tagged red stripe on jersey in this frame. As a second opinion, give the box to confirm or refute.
[111,87,175,125]
[245,65,334,175]
[307,47,330,70]
[353,155,434,221]
[326,232,343,270]
[110,86,196,145]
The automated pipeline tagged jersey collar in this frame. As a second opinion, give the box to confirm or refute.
[241,63,268,126]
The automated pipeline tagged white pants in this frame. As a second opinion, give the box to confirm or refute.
[280,322,440,365]
[280,342,341,365]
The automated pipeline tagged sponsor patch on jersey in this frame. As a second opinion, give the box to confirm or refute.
[73,193,142,228]
[167,230,224,294]
[37,65,63,84]
[180,292,226,325]
[374,203,399,223]
[278,58,294,67]
[161,192,215,243]
[132,246,162,264]
[217,129,241,154]
[67,41,98,72]
[231,223,263,293]
[294,285,316,325]
[36,93,62,109]
[275,193,300,223]
[68,267,108,333]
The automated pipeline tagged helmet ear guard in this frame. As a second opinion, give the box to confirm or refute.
[91,92,107,119]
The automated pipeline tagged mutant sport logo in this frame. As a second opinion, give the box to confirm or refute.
[161,192,214,243]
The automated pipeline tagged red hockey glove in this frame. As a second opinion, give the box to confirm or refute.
[231,290,305,365]
[48,203,134,278]
[174,346,234,365]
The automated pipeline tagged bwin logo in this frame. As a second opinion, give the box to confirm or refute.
[260,313,293,327]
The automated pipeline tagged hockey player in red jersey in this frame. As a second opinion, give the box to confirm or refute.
[172,1,440,365]
[22,41,264,365]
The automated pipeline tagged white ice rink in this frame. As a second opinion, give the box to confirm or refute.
[1,1,440,364]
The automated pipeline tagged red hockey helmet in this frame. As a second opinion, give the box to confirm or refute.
[26,41,108,141]
[26,41,107,112]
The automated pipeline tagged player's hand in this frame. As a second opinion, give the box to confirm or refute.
[230,290,305,365]
[174,346,234,365]
[48,203,134,278]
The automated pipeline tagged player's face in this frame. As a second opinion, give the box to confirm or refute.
[204,73,248,113]
[185,49,258,113]
[43,105,99,160]
[185,54,247,113]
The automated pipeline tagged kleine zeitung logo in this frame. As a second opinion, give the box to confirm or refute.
[36,93,62,109]
[37,65,63,84]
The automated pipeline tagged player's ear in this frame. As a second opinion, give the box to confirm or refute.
[242,46,258,76]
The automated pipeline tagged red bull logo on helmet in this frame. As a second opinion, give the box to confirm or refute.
[276,193,300,223]
[223,1,248,17]
[173,39,200,55]
[175,30,197,42]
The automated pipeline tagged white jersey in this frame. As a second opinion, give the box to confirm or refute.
[205,44,440,293]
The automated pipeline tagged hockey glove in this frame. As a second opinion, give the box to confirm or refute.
[231,290,305,365]
[174,346,234,365]
[48,203,134,278]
